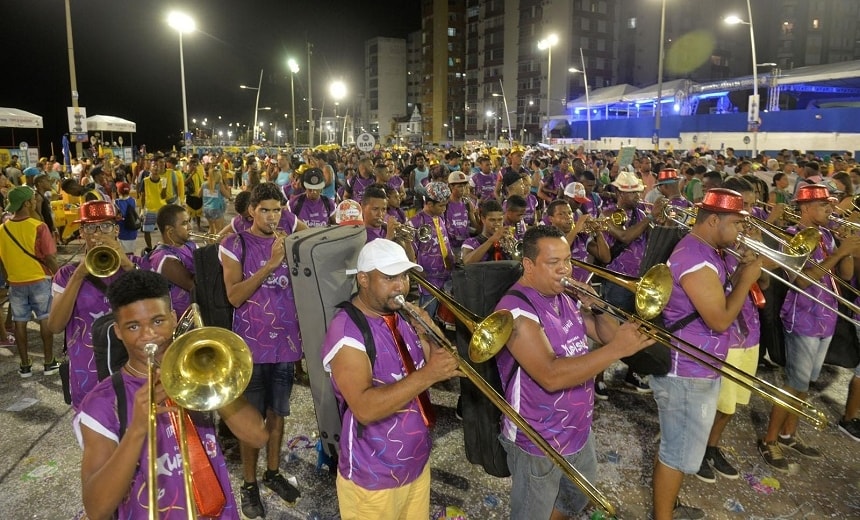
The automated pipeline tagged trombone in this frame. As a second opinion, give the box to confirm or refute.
[188,231,223,243]
[559,273,828,431]
[145,304,254,519]
[408,271,617,517]
[667,206,860,325]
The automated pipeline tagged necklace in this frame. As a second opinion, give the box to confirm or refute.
[124,361,148,378]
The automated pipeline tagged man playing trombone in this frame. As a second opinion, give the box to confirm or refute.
[760,184,860,471]
[652,188,762,520]
[494,225,654,520]
[75,270,267,520]
[321,239,460,520]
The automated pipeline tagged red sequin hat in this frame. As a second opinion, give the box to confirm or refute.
[655,168,679,185]
[697,188,749,216]
[74,200,122,223]
[793,184,838,204]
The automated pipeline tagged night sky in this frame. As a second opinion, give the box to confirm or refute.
[1,0,420,154]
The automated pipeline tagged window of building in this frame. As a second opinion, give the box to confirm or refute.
[782,21,794,35]
[811,19,820,29]
[597,20,606,33]
[449,57,454,67]
[448,27,456,37]
[627,17,637,30]
[597,39,606,51]
[581,18,590,31]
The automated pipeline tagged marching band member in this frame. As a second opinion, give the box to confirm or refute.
[409,182,455,317]
[461,199,509,264]
[652,188,762,520]
[545,199,610,283]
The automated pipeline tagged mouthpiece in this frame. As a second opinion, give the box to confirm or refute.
[144,343,158,356]
[393,295,407,308]
[561,277,574,288]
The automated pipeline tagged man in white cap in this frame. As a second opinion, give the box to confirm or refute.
[321,239,460,520]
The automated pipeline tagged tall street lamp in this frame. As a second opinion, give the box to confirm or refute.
[726,0,760,157]
[570,61,591,153]
[287,58,300,147]
[329,80,347,145]
[538,34,559,143]
[240,69,264,142]
[167,11,195,150]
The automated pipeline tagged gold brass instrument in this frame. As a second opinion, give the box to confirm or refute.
[146,304,254,518]
[85,245,122,278]
[408,271,617,516]
[570,259,672,320]
[499,227,523,261]
[661,204,697,227]
[188,231,222,243]
[581,216,612,233]
[666,206,860,326]
[560,277,829,431]
[395,222,432,243]
[269,224,290,267]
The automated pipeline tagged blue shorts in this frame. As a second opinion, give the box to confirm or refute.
[499,433,596,519]
[244,362,295,417]
[651,375,719,474]
[784,332,831,392]
[142,210,158,233]
[9,279,52,322]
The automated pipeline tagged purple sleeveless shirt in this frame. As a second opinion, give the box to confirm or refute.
[75,372,238,519]
[444,199,471,247]
[472,171,499,201]
[219,229,302,363]
[149,242,197,317]
[781,225,838,337]
[410,212,454,289]
[321,310,431,490]
[495,283,593,456]
[605,206,647,276]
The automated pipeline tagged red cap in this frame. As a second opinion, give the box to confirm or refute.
[793,184,838,204]
[656,168,679,185]
[74,200,121,223]
[697,188,749,216]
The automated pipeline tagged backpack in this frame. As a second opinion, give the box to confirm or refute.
[122,200,141,230]
[193,234,245,329]
[333,300,376,437]
[291,193,333,221]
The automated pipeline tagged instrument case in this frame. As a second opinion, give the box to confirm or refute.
[286,225,366,460]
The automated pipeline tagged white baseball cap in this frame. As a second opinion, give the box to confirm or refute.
[349,239,423,276]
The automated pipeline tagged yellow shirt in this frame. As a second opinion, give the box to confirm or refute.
[142,175,166,211]
[0,217,54,283]
[164,168,186,204]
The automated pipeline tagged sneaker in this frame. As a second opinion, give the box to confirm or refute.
[262,471,300,505]
[44,359,61,376]
[594,381,609,401]
[706,446,739,479]
[694,457,715,483]
[19,364,32,378]
[624,371,652,394]
[758,439,790,473]
[673,499,705,520]
[838,417,860,442]
[778,434,822,459]
[0,333,14,346]
[239,482,265,520]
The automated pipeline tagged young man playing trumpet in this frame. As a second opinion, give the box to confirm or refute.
[220,182,304,518]
[48,201,141,409]
[75,270,267,519]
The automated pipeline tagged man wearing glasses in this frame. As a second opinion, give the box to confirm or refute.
[48,201,142,408]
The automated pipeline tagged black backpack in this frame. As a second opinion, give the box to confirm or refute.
[193,234,245,329]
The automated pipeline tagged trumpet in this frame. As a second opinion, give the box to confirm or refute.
[394,222,432,243]
[406,272,617,516]
[560,275,828,431]
[85,245,121,278]
[146,304,254,518]
[499,227,523,260]
[188,231,222,243]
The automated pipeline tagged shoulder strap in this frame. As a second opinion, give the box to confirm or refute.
[334,299,376,437]
[111,371,128,439]
[292,194,306,217]
[322,195,333,214]
[499,288,539,387]
[86,273,109,294]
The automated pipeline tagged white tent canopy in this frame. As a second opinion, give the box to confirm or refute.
[0,108,43,129]
[86,114,136,133]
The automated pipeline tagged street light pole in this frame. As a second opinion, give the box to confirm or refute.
[288,58,299,147]
[538,34,559,143]
[726,0,761,158]
[253,69,263,142]
[570,49,591,153]
[655,0,666,148]
[167,11,195,151]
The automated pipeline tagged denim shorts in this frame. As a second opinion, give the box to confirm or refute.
[499,433,596,519]
[784,332,831,392]
[244,362,295,417]
[651,375,719,474]
[9,279,52,322]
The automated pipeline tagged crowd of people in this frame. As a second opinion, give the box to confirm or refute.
[2,141,859,519]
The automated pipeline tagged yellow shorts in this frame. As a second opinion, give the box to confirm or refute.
[716,344,759,414]
[335,464,430,520]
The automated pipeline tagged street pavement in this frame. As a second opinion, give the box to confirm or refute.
[0,209,858,519]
